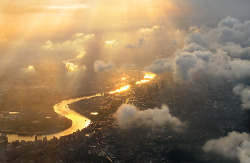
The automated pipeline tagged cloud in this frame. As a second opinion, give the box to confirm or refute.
[138,25,164,33]
[115,104,186,132]
[42,40,53,50]
[143,17,250,110]
[233,84,246,95]
[203,131,250,163]
[65,62,78,72]
[64,62,86,72]
[75,52,85,59]
[189,26,199,33]
[65,51,86,63]
[105,40,120,47]
[174,51,250,82]
[94,60,114,72]
[218,16,240,28]
[145,58,173,74]
[125,38,145,49]
[43,33,91,73]
[182,43,206,53]
[185,33,208,48]
[100,24,184,68]
[21,65,35,73]
[204,16,250,47]
[42,33,94,51]
[173,52,199,82]
[233,84,250,109]
[219,42,250,60]
[145,17,250,83]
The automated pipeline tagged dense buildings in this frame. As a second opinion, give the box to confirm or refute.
[1,74,249,162]
[0,134,7,162]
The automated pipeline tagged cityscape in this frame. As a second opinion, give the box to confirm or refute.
[0,0,250,163]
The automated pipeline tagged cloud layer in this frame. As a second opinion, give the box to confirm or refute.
[145,17,250,83]
[42,33,94,52]
[144,58,173,74]
[115,104,186,132]
[233,84,250,109]
[203,131,250,163]
[94,60,114,72]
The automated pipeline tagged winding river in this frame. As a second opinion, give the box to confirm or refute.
[5,73,155,142]
[6,94,101,142]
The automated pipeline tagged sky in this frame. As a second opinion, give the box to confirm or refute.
[1,1,250,104]
[1,0,250,42]
[1,0,250,111]
[0,0,248,72]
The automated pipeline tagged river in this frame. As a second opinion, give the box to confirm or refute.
[5,73,155,142]
[6,94,101,142]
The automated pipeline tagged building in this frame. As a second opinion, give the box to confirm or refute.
[0,134,8,162]
[0,140,6,162]
[0,134,7,148]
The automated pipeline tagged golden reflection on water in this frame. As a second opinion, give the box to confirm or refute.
[7,94,100,142]
[109,85,131,94]
[6,73,156,142]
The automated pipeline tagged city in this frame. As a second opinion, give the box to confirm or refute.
[1,72,248,162]
[0,1,250,163]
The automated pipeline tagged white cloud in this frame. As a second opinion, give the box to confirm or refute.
[115,104,186,132]
[138,26,164,33]
[105,40,120,47]
[65,62,78,72]
[143,17,250,109]
[42,33,94,51]
[145,17,250,83]
[64,62,86,72]
[174,49,250,82]
[233,84,246,95]
[233,84,250,109]
[203,131,250,163]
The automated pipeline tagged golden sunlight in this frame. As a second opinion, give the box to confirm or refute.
[65,62,78,72]
[110,72,156,94]
[105,40,116,44]
[109,85,131,94]
[136,73,155,84]
[27,65,35,71]
[144,73,156,79]
[90,112,99,115]
[136,80,150,85]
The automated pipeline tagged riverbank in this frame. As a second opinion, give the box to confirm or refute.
[4,94,101,142]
